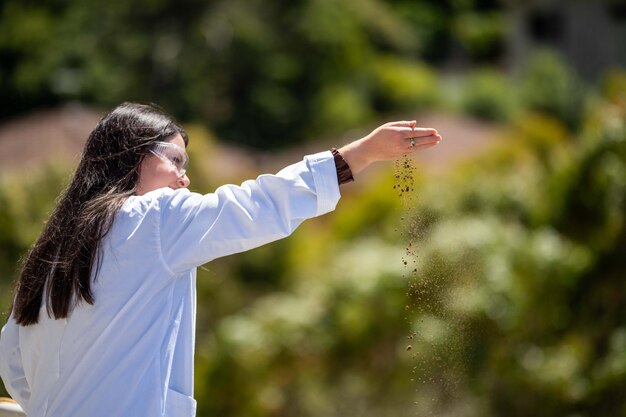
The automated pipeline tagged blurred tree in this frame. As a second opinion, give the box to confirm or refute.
[0,0,511,148]
[0,0,417,148]
[520,50,588,131]
[460,67,516,121]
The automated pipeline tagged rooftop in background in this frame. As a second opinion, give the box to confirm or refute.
[0,103,102,175]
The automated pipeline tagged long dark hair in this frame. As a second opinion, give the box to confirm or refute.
[12,102,188,325]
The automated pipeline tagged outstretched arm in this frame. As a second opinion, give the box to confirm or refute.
[158,121,441,273]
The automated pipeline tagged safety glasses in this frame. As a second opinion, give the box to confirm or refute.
[149,141,189,178]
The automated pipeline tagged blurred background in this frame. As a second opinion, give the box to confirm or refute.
[0,0,625,416]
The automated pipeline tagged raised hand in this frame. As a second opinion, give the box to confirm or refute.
[338,120,442,176]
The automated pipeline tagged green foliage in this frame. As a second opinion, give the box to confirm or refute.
[310,84,374,135]
[601,69,626,107]
[0,0,420,148]
[0,0,510,149]
[453,11,505,62]
[0,166,69,311]
[520,50,589,131]
[459,68,517,122]
[372,56,441,112]
[456,51,592,127]
[412,82,626,415]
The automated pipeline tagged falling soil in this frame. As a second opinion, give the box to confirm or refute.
[394,156,468,417]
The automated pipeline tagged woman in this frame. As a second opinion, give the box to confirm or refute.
[0,102,441,417]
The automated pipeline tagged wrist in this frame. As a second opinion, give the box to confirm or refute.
[338,141,369,177]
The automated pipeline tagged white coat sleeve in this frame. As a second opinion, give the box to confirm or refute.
[0,316,30,410]
[159,151,341,274]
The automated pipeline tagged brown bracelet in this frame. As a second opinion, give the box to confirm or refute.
[331,147,354,185]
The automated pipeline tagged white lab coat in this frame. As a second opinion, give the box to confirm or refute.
[0,151,340,417]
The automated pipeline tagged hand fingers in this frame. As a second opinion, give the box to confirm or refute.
[394,126,439,139]
[384,122,438,137]
[405,134,441,150]
[411,135,440,146]
[385,120,417,128]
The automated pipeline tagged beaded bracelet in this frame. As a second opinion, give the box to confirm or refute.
[331,148,354,185]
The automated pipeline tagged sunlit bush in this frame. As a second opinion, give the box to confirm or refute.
[520,50,588,131]
[460,68,517,122]
[372,56,441,112]
[0,165,69,311]
[453,12,505,62]
[311,84,374,135]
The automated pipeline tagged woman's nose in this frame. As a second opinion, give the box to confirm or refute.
[177,174,190,188]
